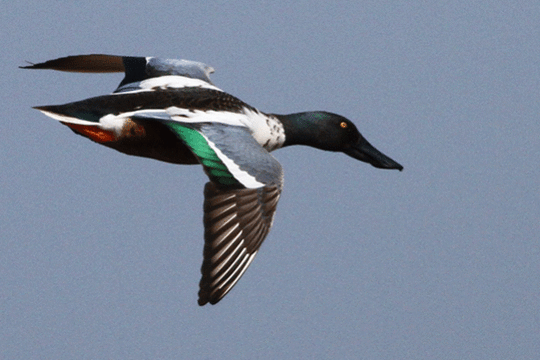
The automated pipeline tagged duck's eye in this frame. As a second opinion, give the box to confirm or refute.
[340,121,348,129]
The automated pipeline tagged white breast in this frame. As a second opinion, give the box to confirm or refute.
[240,108,285,152]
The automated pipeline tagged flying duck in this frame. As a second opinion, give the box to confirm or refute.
[22,54,403,305]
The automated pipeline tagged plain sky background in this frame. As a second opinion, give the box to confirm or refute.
[1,1,539,359]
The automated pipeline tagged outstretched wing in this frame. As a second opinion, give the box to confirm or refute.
[201,183,281,305]
[163,121,284,305]
[20,54,215,91]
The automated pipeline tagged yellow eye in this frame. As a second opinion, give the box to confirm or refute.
[340,121,348,129]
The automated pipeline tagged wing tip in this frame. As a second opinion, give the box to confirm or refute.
[19,54,126,73]
[197,292,221,306]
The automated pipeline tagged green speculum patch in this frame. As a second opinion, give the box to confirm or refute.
[166,123,241,187]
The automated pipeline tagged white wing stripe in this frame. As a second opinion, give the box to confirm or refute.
[167,108,247,127]
[204,135,265,189]
[114,75,221,94]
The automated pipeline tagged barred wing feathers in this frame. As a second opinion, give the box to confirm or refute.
[199,183,281,305]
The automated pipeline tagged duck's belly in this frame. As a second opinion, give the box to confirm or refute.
[62,118,199,165]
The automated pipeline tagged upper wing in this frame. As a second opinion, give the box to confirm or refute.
[20,54,215,91]
[162,121,284,305]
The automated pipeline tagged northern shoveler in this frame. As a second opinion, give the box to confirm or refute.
[22,54,403,305]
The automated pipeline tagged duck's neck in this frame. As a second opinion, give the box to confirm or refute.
[274,112,330,148]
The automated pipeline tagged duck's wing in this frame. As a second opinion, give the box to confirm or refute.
[201,183,281,305]
[20,54,216,91]
[157,120,284,305]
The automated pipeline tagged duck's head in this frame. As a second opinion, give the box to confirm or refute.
[276,111,403,171]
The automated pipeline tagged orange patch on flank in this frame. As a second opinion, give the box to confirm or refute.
[62,123,117,143]
[121,119,146,138]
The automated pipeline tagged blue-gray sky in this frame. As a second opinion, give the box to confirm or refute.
[2,1,539,359]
